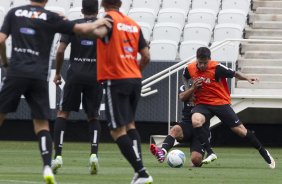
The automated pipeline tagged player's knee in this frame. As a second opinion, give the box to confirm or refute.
[191,155,203,167]
[191,113,205,127]
[169,125,183,138]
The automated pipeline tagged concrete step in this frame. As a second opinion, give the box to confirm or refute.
[256,7,282,14]
[241,43,282,53]
[244,51,282,59]
[245,27,282,37]
[246,74,282,81]
[240,66,282,74]
[253,1,282,9]
[238,58,282,66]
[252,21,282,28]
[247,35,282,39]
[237,81,282,89]
[249,14,282,23]
[233,88,282,95]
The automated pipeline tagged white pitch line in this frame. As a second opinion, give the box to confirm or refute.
[0,180,80,184]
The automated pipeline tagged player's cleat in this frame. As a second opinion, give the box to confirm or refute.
[132,175,153,184]
[51,156,63,174]
[130,173,139,184]
[89,154,99,174]
[43,166,57,184]
[265,150,275,169]
[202,153,217,164]
[150,144,166,163]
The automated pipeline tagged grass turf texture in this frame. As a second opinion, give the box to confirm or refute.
[0,141,281,184]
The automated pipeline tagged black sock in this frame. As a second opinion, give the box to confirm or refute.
[89,119,101,155]
[161,135,175,153]
[195,127,214,155]
[116,135,148,177]
[54,117,67,157]
[127,129,142,159]
[244,130,270,163]
[37,130,52,167]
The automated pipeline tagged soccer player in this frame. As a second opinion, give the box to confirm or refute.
[0,0,111,183]
[89,0,153,183]
[51,0,103,175]
[150,82,211,167]
[183,47,275,168]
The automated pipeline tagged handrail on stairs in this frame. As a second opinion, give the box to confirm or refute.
[141,38,282,97]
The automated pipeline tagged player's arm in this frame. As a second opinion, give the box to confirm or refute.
[0,33,8,67]
[53,35,69,85]
[179,78,194,102]
[138,31,150,71]
[234,71,259,84]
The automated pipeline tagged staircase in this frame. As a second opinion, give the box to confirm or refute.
[237,0,282,96]
[211,0,282,127]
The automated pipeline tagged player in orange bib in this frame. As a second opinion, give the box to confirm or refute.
[183,47,275,169]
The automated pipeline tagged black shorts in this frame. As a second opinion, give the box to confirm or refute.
[192,104,241,127]
[178,120,210,156]
[103,79,141,130]
[60,79,103,118]
[0,77,50,119]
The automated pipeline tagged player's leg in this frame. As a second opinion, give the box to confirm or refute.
[192,105,216,161]
[215,104,275,169]
[150,124,184,162]
[83,83,103,174]
[104,79,152,184]
[26,79,56,183]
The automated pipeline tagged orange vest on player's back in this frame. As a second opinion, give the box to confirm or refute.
[97,11,142,81]
[187,60,231,105]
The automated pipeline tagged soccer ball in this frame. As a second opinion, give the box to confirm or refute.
[167,149,186,168]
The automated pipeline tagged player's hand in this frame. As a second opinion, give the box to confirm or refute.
[193,78,203,89]
[96,18,113,29]
[53,74,62,86]
[247,77,259,84]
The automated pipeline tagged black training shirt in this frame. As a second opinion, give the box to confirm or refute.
[60,18,97,84]
[179,85,194,122]
[0,5,75,80]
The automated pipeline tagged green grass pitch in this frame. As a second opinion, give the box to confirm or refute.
[0,141,281,184]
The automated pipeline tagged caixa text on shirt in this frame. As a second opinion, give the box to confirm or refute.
[15,9,47,21]
[73,57,96,63]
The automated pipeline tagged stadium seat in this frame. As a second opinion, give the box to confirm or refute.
[218,9,247,28]
[1,0,12,10]
[179,41,208,60]
[120,0,132,15]
[152,23,183,43]
[132,0,160,14]
[137,22,152,41]
[128,8,157,28]
[183,23,212,44]
[213,23,244,42]
[157,8,186,28]
[45,6,66,16]
[0,7,5,26]
[188,9,217,28]
[150,40,178,61]
[211,41,240,62]
[11,0,29,8]
[46,0,71,12]
[162,0,191,15]
[192,0,220,13]
[67,7,83,20]
[222,0,251,13]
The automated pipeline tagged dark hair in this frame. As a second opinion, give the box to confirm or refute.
[196,47,211,59]
[102,0,121,6]
[82,0,99,15]
[31,0,46,3]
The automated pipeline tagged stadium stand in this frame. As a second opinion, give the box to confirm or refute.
[132,0,160,14]
[222,0,251,13]
[137,22,152,41]
[188,9,217,28]
[67,7,84,20]
[218,9,248,28]
[0,6,5,26]
[192,0,220,13]
[150,40,178,61]
[128,8,157,28]
[179,40,208,60]
[1,0,12,11]
[183,23,213,44]
[157,8,186,28]
[152,23,183,43]
[162,0,191,15]
[11,0,30,8]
